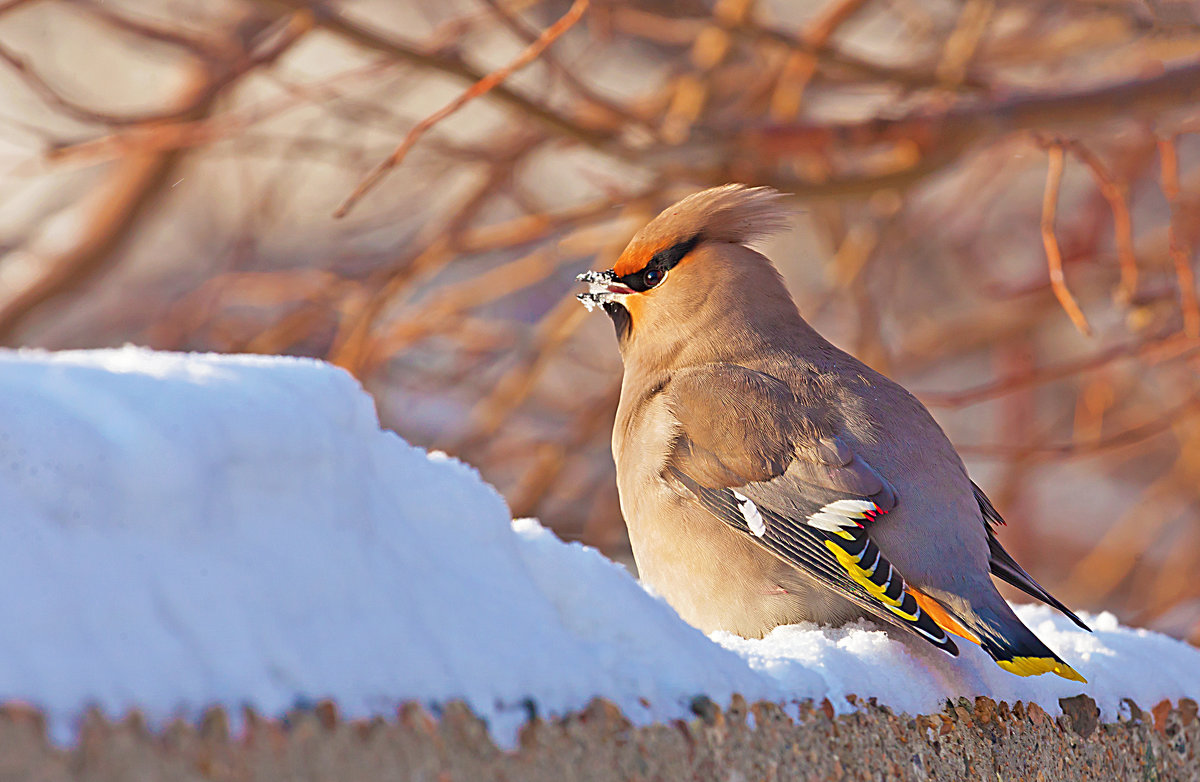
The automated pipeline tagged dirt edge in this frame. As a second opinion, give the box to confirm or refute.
[0,694,1195,781]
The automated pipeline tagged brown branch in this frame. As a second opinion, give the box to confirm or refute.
[1158,135,1200,338]
[450,295,590,453]
[769,0,870,120]
[46,60,394,166]
[371,249,559,354]
[0,41,177,127]
[252,0,614,154]
[749,23,992,92]
[0,13,311,343]
[1063,140,1139,301]
[1040,142,1093,335]
[478,0,645,129]
[327,153,534,375]
[935,0,994,87]
[0,9,308,130]
[748,58,1200,171]
[333,0,589,218]
[68,0,218,55]
[919,332,1195,408]
[958,390,1200,461]
[0,69,217,341]
[611,9,993,93]
[506,380,620,518]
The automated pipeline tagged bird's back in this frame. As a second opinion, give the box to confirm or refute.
[738,344,994,607]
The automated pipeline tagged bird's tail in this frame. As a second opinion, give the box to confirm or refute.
[908,588,1086,682]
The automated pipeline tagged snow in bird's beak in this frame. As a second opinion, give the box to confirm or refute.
[576,269,633,311]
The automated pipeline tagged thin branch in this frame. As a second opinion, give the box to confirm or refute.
[1062,140,1139,302]
[919,332,1194,407]
[958,390,1200,461]
[67,0,218,55]
[478,0,645,129]
[1040,142,1093,336]
[0,70,217,340]
[934,0,993,87]
[47,60,394,166]
[0,13,311,342]
[253,0,614,154]
[0,40,177,127]
[769,0,870,120]
[333,0,589,219]
[1158,135,1200,338]
[612,9,994,92]
[0,10,308,129]
[757,59,1200,148]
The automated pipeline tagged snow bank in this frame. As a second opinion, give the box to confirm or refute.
[0,347,766,743]
[0,347,1196,745]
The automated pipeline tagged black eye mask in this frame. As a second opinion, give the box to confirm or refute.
[616,233,702,292]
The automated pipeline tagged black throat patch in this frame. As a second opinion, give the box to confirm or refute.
[603,300,631,341]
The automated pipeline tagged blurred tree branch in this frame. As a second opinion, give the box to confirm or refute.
[0,10,311,341]
[725,58,1200,196]
[253,0,619,151]
[333,0,590,218]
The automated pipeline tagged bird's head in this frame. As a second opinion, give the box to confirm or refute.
[577,184,800,366]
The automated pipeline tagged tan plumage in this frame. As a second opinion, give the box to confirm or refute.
[577,184,1089,681]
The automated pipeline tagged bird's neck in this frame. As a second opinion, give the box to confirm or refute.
[620,304,832,379]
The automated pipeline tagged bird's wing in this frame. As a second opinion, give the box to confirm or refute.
[664,363,959,655]
[971,481,1090,631]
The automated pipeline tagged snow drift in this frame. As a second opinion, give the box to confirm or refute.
[0,347,1196,745]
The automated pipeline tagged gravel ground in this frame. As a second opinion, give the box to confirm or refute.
[0,694,1195,781]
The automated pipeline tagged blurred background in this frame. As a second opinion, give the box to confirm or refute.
[2,0,1199,642]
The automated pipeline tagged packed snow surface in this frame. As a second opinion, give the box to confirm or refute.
[1,347,1197,745]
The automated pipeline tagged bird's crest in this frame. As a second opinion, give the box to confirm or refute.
[614,185,792,276]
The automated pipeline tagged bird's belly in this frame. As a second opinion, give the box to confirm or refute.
[625,492,865,639]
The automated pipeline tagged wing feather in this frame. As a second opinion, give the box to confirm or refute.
[670,467,959,655]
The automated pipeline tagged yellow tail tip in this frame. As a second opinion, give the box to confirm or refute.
[996,656,1087,683]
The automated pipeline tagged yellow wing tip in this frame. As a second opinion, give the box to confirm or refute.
[997,656,1088,683]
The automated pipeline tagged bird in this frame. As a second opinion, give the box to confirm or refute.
[577,184,1089,681]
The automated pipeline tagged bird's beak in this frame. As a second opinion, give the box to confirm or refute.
[576,269,633,311]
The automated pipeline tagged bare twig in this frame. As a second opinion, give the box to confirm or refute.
[1041,142,1093,336]
[46,60,394,166]
[0,67,219,340]
[934,0,994,87]
[68,0,219,55]
[1158,135,1200,338]
[0,41,188,127]
[253,0,614,154]
[919,332,1194,408]
[742,59,1200,196]
[478,0,644,129]
[959,390,1200,460]
[332,0,589,218]
[1063,140,1139,302]
[0,12,311,342]
[769,0,870,120]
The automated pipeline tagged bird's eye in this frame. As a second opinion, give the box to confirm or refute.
[643,268,664,288]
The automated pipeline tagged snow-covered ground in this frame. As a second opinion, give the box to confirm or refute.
[1,347,1197,745]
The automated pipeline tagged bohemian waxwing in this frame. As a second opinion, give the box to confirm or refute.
[578,184,1088,681]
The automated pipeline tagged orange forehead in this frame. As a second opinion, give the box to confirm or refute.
[613,241,670,277]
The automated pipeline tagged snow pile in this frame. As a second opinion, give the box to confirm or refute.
[0,347,766,743]
[0,347,1197,745]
